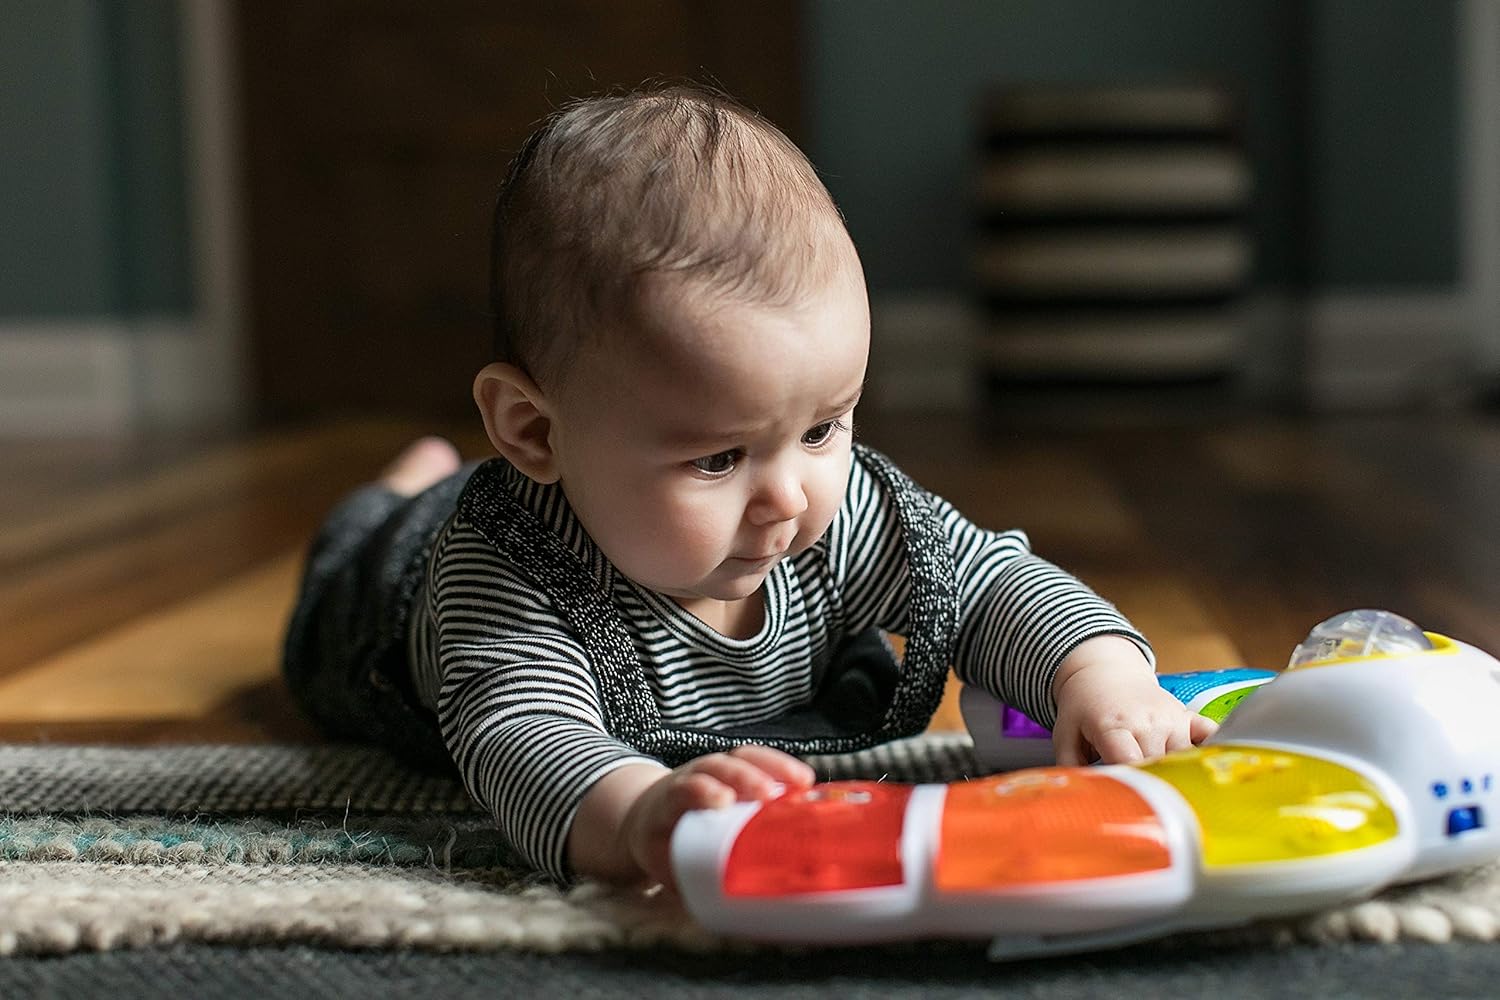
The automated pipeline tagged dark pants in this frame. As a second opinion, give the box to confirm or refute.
[282,468,477,773]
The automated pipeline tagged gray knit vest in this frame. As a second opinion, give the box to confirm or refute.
[456,444,958,766]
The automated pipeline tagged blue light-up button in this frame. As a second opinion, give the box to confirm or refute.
[1463,779,1475,794]
[1157,669,1276,703]
[1447,806,1484,837]
[1433,782,1450,799]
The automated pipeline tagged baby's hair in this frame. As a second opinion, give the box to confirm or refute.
[489,82,850,387]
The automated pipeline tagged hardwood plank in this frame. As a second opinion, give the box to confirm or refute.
[0,479,329,678]
[0,552,322,744]
[0,717,317,744]
[0,420,487,679]
[925,671,966,734]
[1079,570,1249,672]
[1086,415,1500,666]
[0,420,450,569]
[0,434,228,522]
[0,553,299,721]
[0,429,333,569]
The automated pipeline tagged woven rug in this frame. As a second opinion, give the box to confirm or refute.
[2,738,1499,958]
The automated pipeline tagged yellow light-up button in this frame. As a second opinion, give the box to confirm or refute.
[1137,745,1399,866]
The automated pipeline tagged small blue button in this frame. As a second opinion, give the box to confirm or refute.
[1447,806,1484,837]
[1464,778,1475,794]
[1433,782,1449,799]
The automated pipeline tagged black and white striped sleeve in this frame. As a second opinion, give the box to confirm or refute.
[430,521,659,882]
[833,455,1152,729]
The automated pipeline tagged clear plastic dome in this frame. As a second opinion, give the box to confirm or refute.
[1287,609,1433,670]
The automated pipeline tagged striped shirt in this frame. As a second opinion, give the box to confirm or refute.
[407,451,1149,881]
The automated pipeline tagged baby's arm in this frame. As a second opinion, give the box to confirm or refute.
[568,746,814,887]
[834,453,1213,765]
[432,525,813,887]
[1048,634,1217,765]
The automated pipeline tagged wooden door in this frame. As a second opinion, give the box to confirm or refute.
[234,1,803,421]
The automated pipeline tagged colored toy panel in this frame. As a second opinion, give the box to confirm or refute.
[1001,705,1052,739]
[936,770,1172,891]
[723,782,912,897]
[1138,745,1400,866]
[1199,686,1261,723]
[1156,668,1276,704]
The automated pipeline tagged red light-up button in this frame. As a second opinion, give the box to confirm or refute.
[937,769,1171,890]
[723,781,912,897]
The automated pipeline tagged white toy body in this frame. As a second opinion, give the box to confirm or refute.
[670,616,1500,958]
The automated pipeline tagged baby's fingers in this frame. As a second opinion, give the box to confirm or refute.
[687,751,789,802]
[1089,727,1145,764]
[1052,721,1099,767]
[1189,713,1219,745]
[1110,711,1214,763]
[634,773,737,887]
[729,744,816,790]
[664,771,737,813]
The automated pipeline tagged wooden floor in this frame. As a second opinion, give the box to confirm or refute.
[4,408,1499,745]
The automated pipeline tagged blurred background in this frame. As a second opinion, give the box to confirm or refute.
[4,0,1500,741]
[1,0,1497,435]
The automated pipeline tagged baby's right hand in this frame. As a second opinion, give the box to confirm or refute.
[624,745,815,889]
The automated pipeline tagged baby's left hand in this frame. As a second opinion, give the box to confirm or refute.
[1050,635,1218,766]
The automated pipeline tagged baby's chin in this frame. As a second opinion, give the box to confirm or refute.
[652,564,778,604]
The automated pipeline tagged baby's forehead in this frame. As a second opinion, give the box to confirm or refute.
[629,261,863,352]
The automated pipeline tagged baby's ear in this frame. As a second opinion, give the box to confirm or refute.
[473,362,560,483]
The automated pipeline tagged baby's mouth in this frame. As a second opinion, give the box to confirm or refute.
[732,549,787,565]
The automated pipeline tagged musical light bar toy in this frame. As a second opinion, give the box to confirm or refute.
[670,610,1500,958]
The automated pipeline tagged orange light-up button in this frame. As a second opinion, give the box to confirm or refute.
[723,781,912,897]
[936,769,1172,891]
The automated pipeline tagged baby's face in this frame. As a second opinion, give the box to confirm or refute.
[547,267,869,614]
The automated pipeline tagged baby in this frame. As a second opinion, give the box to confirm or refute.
[283,84,1215,890]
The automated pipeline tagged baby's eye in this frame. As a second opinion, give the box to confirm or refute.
[802,420,843,448]
[691,450,740,475]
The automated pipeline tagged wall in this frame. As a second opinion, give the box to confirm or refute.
[0,1,191,319]
[0,1,1476,431]
[805,0,1463,407]
[0,0,244,434]
[1303,2,1458,288]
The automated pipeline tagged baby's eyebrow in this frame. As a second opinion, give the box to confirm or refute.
[657,423,764,451]
[659,386,865,450]
[820,387,864,419]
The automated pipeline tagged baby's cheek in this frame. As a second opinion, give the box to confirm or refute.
[799,464,849,547]
[654,499,736,561]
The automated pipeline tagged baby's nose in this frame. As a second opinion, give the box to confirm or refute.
[749,471,809,523]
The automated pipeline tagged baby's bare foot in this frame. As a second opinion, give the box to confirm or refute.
[380,436,461,496]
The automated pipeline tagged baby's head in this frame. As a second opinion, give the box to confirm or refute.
[476,85,869,614]
[487,83,860,389]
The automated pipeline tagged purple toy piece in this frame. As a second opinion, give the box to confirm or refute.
[1001,705,1052,739]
